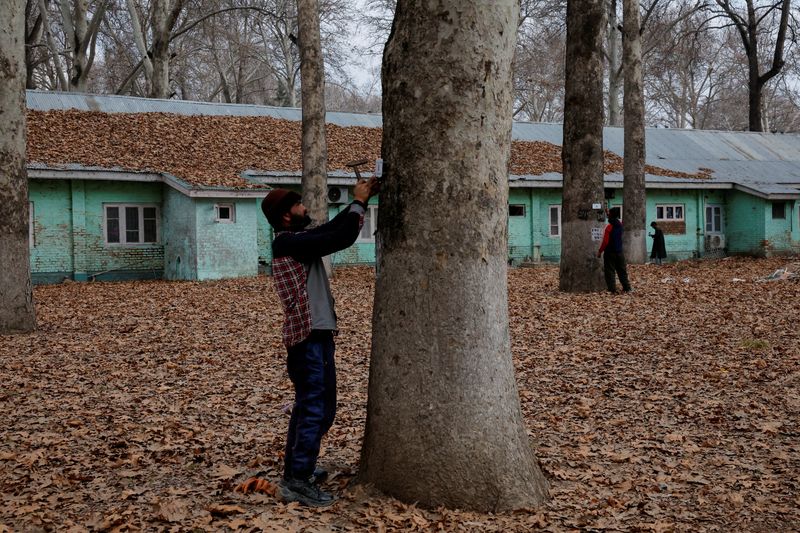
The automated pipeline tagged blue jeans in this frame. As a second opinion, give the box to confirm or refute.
[284,330,336,480]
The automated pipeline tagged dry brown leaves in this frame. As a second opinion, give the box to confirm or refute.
[1,257,798,531]
[27,110,711,190]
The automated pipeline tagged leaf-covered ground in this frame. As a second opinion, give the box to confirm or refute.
[1,257,798,532]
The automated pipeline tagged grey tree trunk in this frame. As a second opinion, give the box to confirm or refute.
[559,0,607,292]
[149,0,183,99]
[622,0,646,263]
[296,0,328,227]
[1,0,36,334]
[358,0,548,511]
[606,0,622,127]
[58,0,106,92]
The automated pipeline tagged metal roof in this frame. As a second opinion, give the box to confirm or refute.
[26,90,800,198]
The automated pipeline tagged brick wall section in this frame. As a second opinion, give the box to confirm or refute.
[29,180,73,274]
[763,199,800,256]
[29,179,164,280]
[163,187,197,280]
[727,191,766,255]
[195,198,258,280]
[81,181,164,277]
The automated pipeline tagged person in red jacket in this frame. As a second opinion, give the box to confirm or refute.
[261,177,378,507]
[597,207,632,293]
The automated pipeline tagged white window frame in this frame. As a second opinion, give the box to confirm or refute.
[549,205,561,237]
[656,203,685,221]
[357,204,378,243]
[706,205,723,233]
[215,203,236,223]
[29,201,35,248]
[103,203,161,246]
[509,204,526,217]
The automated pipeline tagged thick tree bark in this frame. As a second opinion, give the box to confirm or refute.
[296,0,328,227]
[559,0,607,292]
[1,0,36,334]
[606,0,622,127]
[149,0,184,99]
[359,0,548,511]
[622,0,646,263]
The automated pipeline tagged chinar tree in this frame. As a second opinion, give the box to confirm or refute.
[358,0,549,510]
[1,0,36,333]
[559,0,608,292]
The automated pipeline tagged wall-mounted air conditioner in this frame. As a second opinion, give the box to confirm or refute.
[704,234,726,250]
[327,186,349,204]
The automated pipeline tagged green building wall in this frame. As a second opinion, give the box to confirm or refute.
[195,198,259,280]
[29,179,164,283]
[727,191,767,255]
[163,187,198,280]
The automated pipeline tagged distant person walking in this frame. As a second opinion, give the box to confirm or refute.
[597,207,632,293]
[649,221,667,264]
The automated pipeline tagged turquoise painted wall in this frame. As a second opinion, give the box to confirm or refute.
[508,189,533,262]
[727,191,766,255]
[29,179,164,282]
[532,189,565,262]
[643,189,704,260]
[163,187,197,280]
[195,198,259,280]
[29,180,73,281]
[81,181,164,280]
[764,199,799,255]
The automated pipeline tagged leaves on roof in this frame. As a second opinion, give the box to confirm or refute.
[27,109,710,189]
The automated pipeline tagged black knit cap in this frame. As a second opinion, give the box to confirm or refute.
[261,189,301,229]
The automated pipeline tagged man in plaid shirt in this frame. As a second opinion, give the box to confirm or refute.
[261,177,377,507]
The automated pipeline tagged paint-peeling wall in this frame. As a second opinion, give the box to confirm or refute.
[29,180,73,282]
[163,187,197,280]
[195,198,258,280]
[727,191,766,255]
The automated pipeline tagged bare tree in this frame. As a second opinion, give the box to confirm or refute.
[711,0,794,131]
[297,0,328,227]
[58,0,110,91]
[607,0,623,126]
[559,0,607,292]
[359,0,549,510]
[622,0,647,263]
[1,0,36,334]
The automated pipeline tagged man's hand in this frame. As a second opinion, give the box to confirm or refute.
[353,177,378,203]
[597,251,602,258]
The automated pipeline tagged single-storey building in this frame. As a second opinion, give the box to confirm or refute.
[24,90,800,283]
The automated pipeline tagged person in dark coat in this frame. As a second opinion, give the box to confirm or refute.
[649,221,667,264]
[597,207,632,293]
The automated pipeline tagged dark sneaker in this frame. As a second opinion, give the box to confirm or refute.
[311,467,328,484]
[279,477,335,507]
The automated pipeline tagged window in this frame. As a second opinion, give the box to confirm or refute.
[104,204,160,245]
[549,205,561,237]
[215,203,236,223]
[509,204,526,217]
[706,205,722,232]
[772,201,786,220]
[357,204,378,242]
[29,202,34,248]
[656,204,684,221]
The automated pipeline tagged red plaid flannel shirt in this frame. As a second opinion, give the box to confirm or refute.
[272,254,312,348]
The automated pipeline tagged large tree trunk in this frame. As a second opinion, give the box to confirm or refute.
[358,0,548,511]
[606,0,622,127]
[296,0,328,227]
[559,0,607,292]
[622,0,646,263]
[0,0,36,334]
[148,0,184,99]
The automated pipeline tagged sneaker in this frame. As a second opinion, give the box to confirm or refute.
[311,467,328,484]
[278,477,335,507]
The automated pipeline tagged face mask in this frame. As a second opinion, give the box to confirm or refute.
[289,213,312,230]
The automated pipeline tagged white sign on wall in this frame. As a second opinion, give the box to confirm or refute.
[591,227,603,242]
